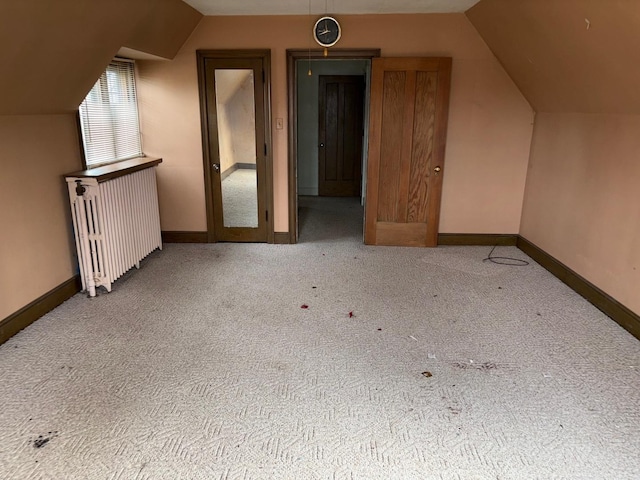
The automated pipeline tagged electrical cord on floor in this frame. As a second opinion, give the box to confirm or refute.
[483,245,530,266]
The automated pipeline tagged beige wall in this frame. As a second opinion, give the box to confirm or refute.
[228,74,258,167]
[216,70,257,173]
[125,0,202,60]
[136,13,533,234]
[0,115,81,319]
[521,114,640,315]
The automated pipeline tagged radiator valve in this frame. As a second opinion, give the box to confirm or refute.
[75,180,86,196]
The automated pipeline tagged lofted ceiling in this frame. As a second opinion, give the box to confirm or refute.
[467,0,640,113]
[182,0,481,15]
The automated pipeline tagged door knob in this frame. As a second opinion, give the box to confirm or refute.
[212,163,220,173]
[319,143,325,148]
[434,166,441,174]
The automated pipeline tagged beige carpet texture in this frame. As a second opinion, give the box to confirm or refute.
[0,197,638,479]
[222,168,259,228]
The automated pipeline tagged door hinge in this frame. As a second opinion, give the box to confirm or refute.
[266,210,269,222]
[264,143,267,156]
[262,69,265,83]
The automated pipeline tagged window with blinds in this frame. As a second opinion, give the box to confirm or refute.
[78,59,142,168]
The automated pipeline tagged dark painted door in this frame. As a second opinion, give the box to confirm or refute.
[318,75,365,197]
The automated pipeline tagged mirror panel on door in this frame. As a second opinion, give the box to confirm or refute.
[214,69,259,228]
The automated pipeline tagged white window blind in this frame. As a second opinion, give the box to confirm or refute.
[79,59,142,167]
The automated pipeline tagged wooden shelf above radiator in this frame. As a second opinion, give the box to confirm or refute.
[65,157,162,183]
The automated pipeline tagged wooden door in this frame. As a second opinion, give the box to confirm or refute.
[364,58,451,247]
[318,75,365,197]
[198,53,271,242]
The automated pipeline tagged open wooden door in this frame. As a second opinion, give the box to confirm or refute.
[364,58,451,247]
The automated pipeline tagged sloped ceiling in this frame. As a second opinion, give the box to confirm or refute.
[215,70,253,105]
[466,0,640,114]
[0,0,201,115]
[183,0,481,15]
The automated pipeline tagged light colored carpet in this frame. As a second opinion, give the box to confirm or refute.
[0,196,639,479]
[222,168,258,228]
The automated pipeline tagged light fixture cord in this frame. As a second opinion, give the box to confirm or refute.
[308,0,313,76]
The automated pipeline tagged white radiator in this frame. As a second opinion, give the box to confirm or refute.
[66,167,162,297]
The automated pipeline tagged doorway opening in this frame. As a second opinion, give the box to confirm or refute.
[298,63,368,243]
[287,49,380,244]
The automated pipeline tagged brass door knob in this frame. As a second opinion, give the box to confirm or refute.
[434,166,441,173]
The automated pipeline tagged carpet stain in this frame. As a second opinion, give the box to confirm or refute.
[452,362,497,371]
[32,431,59,449]
[422,371,433,378]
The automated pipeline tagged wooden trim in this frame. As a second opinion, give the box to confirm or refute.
[286,50,297,243]
[161,231,208,243]
[273,232,291,244]
[517,236,640,340]
[263,52,275,245]
[220,163,257,181]
[65,157,162,183]
[75,110,88,170]
[220,164,237,181]
[438,234,518,246]
[0,276,81,345]
[196,51,215,243]
[287,48,383,59]
[363,58,384,245]
[287,48,381,244]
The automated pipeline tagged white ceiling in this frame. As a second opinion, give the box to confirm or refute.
[183,0,481,16]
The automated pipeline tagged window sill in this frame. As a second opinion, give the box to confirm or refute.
[65,156,162,183]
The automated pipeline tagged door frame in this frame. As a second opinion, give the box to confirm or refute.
[197,49,274,243]
[286,48,381,244]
